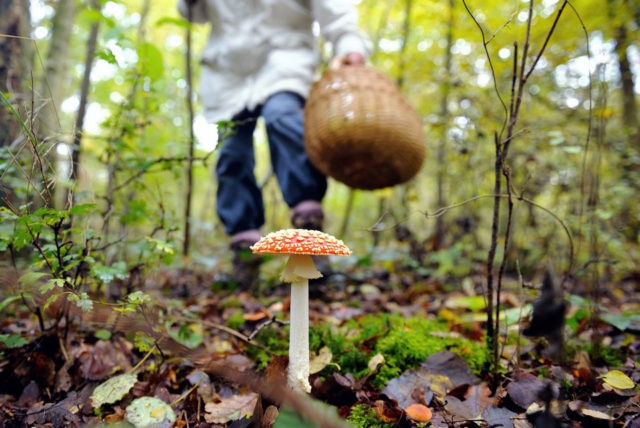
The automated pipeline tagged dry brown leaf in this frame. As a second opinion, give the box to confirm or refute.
[204,392,259,424]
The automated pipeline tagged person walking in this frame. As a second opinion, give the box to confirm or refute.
[177,0,369,288]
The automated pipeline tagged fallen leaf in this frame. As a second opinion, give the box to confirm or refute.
[125,396,176,428]
[482,406,518,428]
[600,369,635,390]
[243,307,271,322]
[421,351,479,387]
[367,353,385,372]
[204,392,258,424]
[382,367,439,409]
[91,373,138,408]
[309,346,334,374]
[507,373,554,410]
[445,383,495,420]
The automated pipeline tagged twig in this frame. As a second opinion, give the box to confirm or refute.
[247,316,289,341]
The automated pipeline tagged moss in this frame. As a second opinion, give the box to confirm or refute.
[310,313,398,378]
[372,317,484,389]
[244,324,289,370]
[226,310,246,330]
[310,313,485,389]
[590,343,626,367]
[346,404,393,428]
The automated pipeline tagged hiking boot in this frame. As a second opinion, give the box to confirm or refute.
[230,240,263,290]
[291,200,324,231]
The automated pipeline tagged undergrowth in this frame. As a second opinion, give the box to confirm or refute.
[309,313,485,389]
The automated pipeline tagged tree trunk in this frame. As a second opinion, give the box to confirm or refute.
[0,0,32,207]
[70,0,100,209]
[612,20,638,143]
[608,0,640,240]
[0,0,31,147]
[37,0,76,140]
[434,0,455,249]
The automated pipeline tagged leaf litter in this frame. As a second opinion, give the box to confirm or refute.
[0,263,638,427]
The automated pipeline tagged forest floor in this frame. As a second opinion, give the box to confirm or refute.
[0,254,639,428]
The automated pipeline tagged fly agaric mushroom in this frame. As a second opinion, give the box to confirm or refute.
[251,229,351,393]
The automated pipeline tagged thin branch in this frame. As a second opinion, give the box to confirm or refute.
[462,0,509,138]
[524,0,570,82]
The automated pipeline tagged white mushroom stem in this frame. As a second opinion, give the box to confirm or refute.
[283,254,322,394]
[289,278,311,393]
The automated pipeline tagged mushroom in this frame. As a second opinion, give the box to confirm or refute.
[251,229,351,393]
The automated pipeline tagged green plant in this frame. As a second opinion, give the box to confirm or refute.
[347,404,393,428]
[310,313,485,390]
[373,317,484,389]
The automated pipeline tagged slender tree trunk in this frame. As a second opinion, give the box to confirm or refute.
[40,0,76,209]
[38,0,76,140]
[608,0,640,240]
[434,0,455,249]
[0,0,31,207]
[0,0,31,147]
[183,3,195,258]
[70,0,100,209]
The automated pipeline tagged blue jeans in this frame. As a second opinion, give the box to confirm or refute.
[215,91,327,237]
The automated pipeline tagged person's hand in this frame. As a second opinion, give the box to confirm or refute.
[342,52,366,66]
[330,52,366,69]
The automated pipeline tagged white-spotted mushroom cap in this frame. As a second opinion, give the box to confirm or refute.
[250,229,351,257]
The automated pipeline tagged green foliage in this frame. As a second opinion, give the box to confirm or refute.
[0,333,29,349]
[309,313,484,390]
[167,321,203,349]
[226,310,246,331]
[347,404,393,428]
[274,401,354,428]
[311,313,396,378]
[589,344,626,367]
[373,317,484,389]
[245,324,289,370]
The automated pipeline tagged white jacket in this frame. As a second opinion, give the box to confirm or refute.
[177,0,369,122]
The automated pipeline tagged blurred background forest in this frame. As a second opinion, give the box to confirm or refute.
[1,0,639,290]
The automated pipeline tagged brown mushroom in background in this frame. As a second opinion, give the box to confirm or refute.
[251,229,351,393]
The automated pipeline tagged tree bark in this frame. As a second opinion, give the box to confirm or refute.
[0,0,31,208]
[0,0,31,147]
[37,0,76,140]
[434,0,455,249]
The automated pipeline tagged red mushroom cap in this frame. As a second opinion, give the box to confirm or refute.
[250,229,351,256]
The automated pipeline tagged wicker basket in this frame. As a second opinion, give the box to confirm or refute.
[304,66,425,190]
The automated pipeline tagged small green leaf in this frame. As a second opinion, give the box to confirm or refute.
[95,48,119,65]
[127,291,151,306]
[91,373,138,408]
[69,203,97,216]
[167,322,204,349]
[91,262,128,285]
[155,16,190,29]
[18,271,49,287]
[601,313,640,331]
[137,42,164,82]
[0,295,22,313]
[39,278,66,293]
[274,400,354,428]
[68,292,94,312]
[94,329,112,341]
[0,333,29,348]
